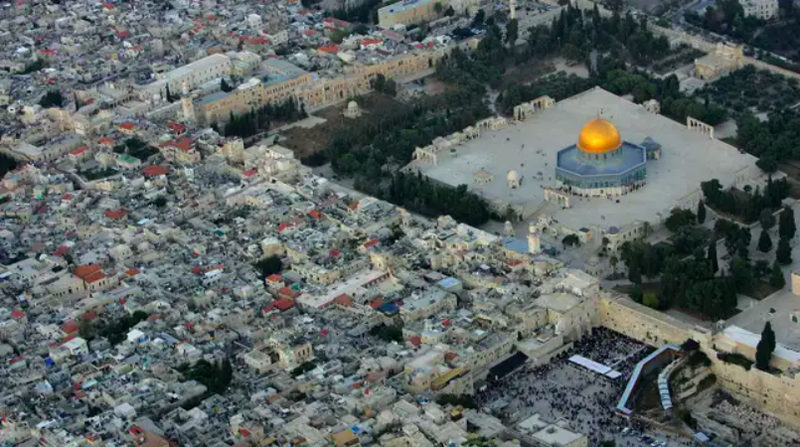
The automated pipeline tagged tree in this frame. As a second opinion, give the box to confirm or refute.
[708,238,719,273]
[770,261,786,289]
[600,440,616,447]
[254,255,283,278]
[371,73,397,96]
[506,19,519,46]
[777,237,792,265]
[434,1,443,14]
[780,205,796,240]
[472,9,485,28]
[221,78,234,92]
[665,208,696,233]
[697,200,707,224]
[643,293,659,309]
[755,321,776,370]
[153,196,167,207]
[562,234,580,247]
[758,229,773,253]
[760,209,776,231]
[39,90,65,108]
[445,5,455,16]
[630,284,643,302]
[757,155,778,174]
[610,255,619,273]
[165,85,175,102]
[628,264,642,284]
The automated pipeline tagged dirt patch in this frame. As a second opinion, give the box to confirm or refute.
[614,281,664,297]
[746,280,782,300]
[777,161,800,199]
[280,93,406,159]
[499,59,557,89]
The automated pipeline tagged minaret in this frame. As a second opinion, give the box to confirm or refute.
[527,222,541,254]
[509,0,516,20]
[181,80,196,123]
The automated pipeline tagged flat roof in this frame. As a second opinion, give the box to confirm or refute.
[417,87,759,232]
[532,424,584,446]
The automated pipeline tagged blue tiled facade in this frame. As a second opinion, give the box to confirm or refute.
[556,141,647,190]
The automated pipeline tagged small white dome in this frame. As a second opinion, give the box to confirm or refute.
[507,170,519,181]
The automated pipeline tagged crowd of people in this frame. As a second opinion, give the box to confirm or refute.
[475,328,698,447]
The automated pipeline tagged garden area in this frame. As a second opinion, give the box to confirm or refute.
[113,137,159,161]
[613,190,796,321]
[648,44,705,75]
[79,166,119,181]
[695,65,800,118]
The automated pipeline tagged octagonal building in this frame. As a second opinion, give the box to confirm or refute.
[556,118,647,197]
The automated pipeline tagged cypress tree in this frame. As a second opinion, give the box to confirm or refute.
[708,238,719,273]
[777,237,792,265]
[756,322,776,371]
[780,205,797,240]
[758,229,773,253]
[770,262,786,289]
[697,200,706,224]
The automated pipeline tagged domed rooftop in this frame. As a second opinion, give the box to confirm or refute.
[577,118,622,154]
[507,170,519,181]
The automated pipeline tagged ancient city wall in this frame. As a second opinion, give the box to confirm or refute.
[711,359,800,428]
[598,295,706,347]
[597,294,800,429]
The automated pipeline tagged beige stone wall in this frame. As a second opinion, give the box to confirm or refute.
[598,295,709,347]
[712,359,800,427]
[598,294,800,428]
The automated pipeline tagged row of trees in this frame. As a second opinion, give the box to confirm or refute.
[684,0,764,41]
[700,177,789,223]
[625,202,796,320]
[735,109,800,172]
[499,59,725,125]
[356,171,492,226]
[218,97,307,139]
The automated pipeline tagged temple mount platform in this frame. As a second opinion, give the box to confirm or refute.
[405,87,762,234]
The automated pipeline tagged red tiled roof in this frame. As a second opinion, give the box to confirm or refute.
[274,297,295,311]
[142,165,169,177]
[329,249,339,257]
[361,39,383,46]
[267,274,282,282]
[81,312,97,320]
[308,210,321,219]
[302,29,318,36]
[243,169,258,177]
[104,209,127,219]
[11,309,25,319]
[363,238,379,248]
[334,294,353,307]
[118,122,136,130]
[83,271,106,284]
[317,44,339,54]
[125,268,139,277]
[409,336,421,348]
[248,36,270,45]
[369,297,384,309]
[61,320,80,334]
[53,245,70,257]
[165,137,195,151]
[70,146,89,155]
[74,264,102,280]
[98,137,115,145]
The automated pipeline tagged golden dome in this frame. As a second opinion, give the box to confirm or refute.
[577,118,622,154]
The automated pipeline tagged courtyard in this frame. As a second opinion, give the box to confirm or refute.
[476,328,698,446]
[417,87,760,233]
